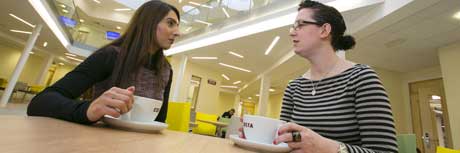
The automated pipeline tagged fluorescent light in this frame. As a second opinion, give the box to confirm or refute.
[181,20,189,24]
[229,51,244,58]
[222,74,230,80]
[43,42,48,47]
[269,88,275,92]
[93,0,101,4]
[222,8,230,18]
[185,27,193,32]
[30,51,35,54]
[194,19,212,26]
[432,95,441,100]
[29,0,71,50]
[79,19,84,23]
[65,53,77,57]
[9,13,35,28]
[454,11,460,20]
[58,62,65,66]
[248,97,252,99]
[116,26,122,30]
[114,8,132,11]
[242,84,248,89]
[62,9,69,13]
[10,29,32,34]
[59,4,66,8]
[255,94,259,97]
[191,57,218,60]
[265,36,280,55]
[219,63,251,72]
[221,85,238,89]
[189,1,213,9]
[66,56,83,62]
[233,81,241,85]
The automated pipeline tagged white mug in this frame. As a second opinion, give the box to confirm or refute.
[243,115,286,144]
[120,96,163,122]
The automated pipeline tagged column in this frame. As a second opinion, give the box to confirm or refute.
[172,55,188,102]
[1,24,43,107]
[234,94,241,117]
[35,54,54,85]
[257,75,270,116]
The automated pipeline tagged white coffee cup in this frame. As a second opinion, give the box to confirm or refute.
[243,115,286,144]
[120,96,163,122]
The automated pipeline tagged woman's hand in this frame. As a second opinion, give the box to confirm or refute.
[274,122,339,153]
[86,86,135,122]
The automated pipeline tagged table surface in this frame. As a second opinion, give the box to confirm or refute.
[196,119,229,127]
[0,115,255,153]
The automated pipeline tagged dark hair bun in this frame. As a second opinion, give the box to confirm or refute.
[337,35,356,50]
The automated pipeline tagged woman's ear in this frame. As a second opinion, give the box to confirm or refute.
[319,23,332,39]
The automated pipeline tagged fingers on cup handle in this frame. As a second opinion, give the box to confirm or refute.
[127,86,135,93]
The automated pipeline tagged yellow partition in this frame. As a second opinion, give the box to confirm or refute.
[165,102,191,132]
[192,112,218,136]
[437,147,460,153]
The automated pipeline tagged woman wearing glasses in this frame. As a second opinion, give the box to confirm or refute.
[27,1,180,124]
[273,1,398,153]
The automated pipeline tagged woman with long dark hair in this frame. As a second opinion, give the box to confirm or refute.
[27,1,181,124]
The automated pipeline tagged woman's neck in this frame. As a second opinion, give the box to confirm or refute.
[306,45,341,80]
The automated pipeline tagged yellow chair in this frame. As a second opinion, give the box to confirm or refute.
[437,146,460,153]
[29,85,45,94]
[192,112,218,136]
[166,102,191,132]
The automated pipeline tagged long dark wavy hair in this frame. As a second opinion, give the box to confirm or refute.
[107,1,180,89]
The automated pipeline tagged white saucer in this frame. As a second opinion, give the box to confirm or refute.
[229,134,291,153]
[102,115,168,133]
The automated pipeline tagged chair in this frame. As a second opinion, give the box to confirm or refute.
[397,134,416,153]
[12,82,29,103]
[192,112,218,136]
[165,102,191,132]
[437,146,460,153]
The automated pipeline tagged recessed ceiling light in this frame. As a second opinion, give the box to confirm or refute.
[66,56,83,62]
[29,51,35,54]
[228,51,244,58]
[43,42,48,47]
[194,19,212,26]
[188,1,213,9]
[222,8,230,18]
[9,13,35,28]
[114,8,132,11]
[93,0,101,4]
[79,19,85,23]
[265,36,280,55]
[62,9,69,13]
[65,53,77,57]
[191,57,218,60]
[269,88,275,92]
[233,81,241,85]
[219,63,251,72]
[255,94,259,97]
[59,4,66,8]
[116,26,122,30]
[58,62,65,66]
[222,74,230,80]
[432,95,441,100]
[221,85,238,89]
[454,11,460,20]
[248,97,252,99]
[10,29,32,34]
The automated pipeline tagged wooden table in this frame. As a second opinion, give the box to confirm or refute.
[196,119,229,137]
[0,115,255,153]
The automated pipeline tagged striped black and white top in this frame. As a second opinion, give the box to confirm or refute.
[280,64,398,153]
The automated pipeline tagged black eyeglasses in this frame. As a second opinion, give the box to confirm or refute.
[290,20,323,31]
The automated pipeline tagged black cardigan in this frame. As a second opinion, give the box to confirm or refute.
[27,46,173,124]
